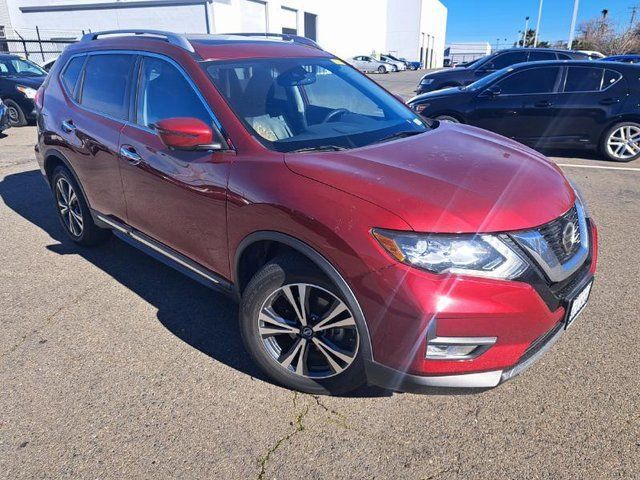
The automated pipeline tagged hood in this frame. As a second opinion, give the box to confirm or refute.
[408,86,469,103]
[284,123,575,233]
[421,67,473,80]
[4,75,46,89]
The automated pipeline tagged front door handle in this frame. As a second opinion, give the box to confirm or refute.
[61,119,76,133]
[119,145,142,165]
[534,100,553,108]
[599,98,620,105]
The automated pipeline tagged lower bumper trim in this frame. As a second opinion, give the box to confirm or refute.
[365,360,502,392]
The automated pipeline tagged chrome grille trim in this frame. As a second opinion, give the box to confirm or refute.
[510,202,589,283]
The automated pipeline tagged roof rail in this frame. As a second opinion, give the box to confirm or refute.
[80,29,195,53]
[223,32,322,50]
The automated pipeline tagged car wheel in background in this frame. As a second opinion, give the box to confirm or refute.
[377,65,387,74]
[51,166,111,246]
[4,100,27,127]
[601,122,640,162]
[240,254,366,395]
[435,115,461,124]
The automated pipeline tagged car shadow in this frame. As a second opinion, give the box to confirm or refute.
[0,169,412,398]
[536,147,602,161]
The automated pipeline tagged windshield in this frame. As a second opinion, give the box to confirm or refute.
[205,57,428,153]
[0,57,46,76]
[464,67,514,91]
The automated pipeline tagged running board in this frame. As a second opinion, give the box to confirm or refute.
[94,212,233,293]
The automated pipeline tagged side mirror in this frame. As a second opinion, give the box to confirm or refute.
[481,86,502,98]
[154,117,223,151]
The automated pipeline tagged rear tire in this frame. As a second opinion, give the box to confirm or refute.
[240,254,366,395]
[4,99,26,127]
[377,65,387,74]
[51,166,110,246]
[600,122,640,162]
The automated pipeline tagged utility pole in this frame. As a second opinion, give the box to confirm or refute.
[630,5,639,28]
[567,0,580,50]
[534,0,544,47]
[522,16,530,47]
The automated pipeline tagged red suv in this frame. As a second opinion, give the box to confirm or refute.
[35,30,597,394]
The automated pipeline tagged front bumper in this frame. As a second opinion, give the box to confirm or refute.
[358,221,598,391]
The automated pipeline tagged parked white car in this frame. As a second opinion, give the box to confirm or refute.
[348,55,394,73]
[379,54,406,71]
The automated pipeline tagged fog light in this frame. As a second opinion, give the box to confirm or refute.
[426,343,481,359]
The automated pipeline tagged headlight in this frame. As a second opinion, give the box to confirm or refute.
[372,229,528,280]
[420,78,435,85]
[410,102,430,114]
[16,85,37,99]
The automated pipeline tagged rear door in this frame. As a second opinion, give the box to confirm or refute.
[118,54,232,275]
[550,66,627,146]
[57,52,136,220]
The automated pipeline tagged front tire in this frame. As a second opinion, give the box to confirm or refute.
[51,166,110,246]
[240,255,366,395]
[600,122,640,162]
[435,114,461,124]
[4,99,26,127]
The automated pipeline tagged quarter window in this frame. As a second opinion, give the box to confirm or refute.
[60,56,85,98]
[136,56,212,128]
[496,67,561,95]
[564,67,605,92]
[80,54,135,119]
[603,70,622,89]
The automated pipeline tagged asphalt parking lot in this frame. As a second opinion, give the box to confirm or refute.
[1,77,639,478]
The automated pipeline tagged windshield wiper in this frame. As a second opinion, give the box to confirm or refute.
[372,130,425,145]
[290,145,347,153]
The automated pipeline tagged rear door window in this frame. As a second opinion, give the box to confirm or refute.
[564,67,605,92]
[496,67,561,95]
[528,51,557,61]
[79,54,136,119]
[60,55,85,98]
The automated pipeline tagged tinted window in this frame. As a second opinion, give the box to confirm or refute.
[60,56,85,97]
[497,67,561,94]
[490,52,528,69]
[80,54,135,119]
[528,51,557,61]
[557,53,573,60]
[603,70,622,89]
[0,57,46,76]
[136,57,211,128]
[564,67,604,92]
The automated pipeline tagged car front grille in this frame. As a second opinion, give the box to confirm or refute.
[537,205,581,264]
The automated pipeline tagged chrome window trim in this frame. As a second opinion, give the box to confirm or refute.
[560,65,623,94]
[510,201,589,283]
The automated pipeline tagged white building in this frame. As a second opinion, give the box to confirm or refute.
[0,0,446,67]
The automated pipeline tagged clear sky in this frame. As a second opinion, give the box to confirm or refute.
[442,0,639,47]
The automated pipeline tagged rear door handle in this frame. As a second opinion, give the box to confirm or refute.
[599,98,620,105]
[61,119,76,133]
[534,100,553,108]
[119,145,142,165]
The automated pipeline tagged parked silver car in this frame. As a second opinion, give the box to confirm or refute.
[348,55,394,73]
[379,54,406,71]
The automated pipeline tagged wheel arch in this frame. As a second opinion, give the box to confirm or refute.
[599,115,640,145]
[234,231,374,361]
[42,148,93,210]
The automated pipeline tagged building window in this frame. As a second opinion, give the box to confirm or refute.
[304,12,317,41]
[281,6,297,35]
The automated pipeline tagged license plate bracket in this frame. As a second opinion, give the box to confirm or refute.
[564,280,593,329]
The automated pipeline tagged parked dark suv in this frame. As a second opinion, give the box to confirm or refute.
[409,60,640,162]
[36,30,597,395]
[0,54,47,126]
[416,48,590,94]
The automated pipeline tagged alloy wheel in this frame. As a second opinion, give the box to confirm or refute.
[607,125,640,160]
[258,283,359,379]
[55,177,83,236]
[7,106,19,125]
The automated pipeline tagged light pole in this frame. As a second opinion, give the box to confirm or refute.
[534,0,544,47]
[522,16,530,47]
[567,0,580,50]
[420,32,425,68]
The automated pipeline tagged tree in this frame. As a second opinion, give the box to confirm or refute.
[513,29,550,48]
[573,15,640,54]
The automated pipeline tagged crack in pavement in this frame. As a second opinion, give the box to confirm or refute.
[256,391,310,480]
[1,283,98,361]
[313,395,350,429]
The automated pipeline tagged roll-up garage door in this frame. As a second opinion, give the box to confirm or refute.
[241,0,267,32]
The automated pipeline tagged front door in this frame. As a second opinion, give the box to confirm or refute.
[119,55,233,276]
